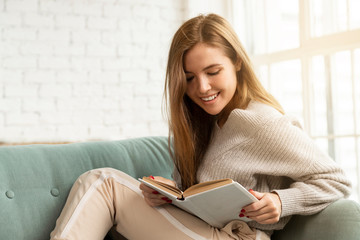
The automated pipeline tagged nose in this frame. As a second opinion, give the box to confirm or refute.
[197,76,211,94]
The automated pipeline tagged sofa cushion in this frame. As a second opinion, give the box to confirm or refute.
[272,199,360,240]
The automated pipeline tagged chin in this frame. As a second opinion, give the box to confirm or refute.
[203,108,222,116]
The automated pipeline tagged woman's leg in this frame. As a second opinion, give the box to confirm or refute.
[50,168,263,240]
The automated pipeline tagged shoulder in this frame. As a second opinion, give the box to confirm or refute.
[223,101,285,135]
[231,104,337,171]
[230,101,304,131]
[233,100,283,121]
[239,102,308,147]
[226,101,313,156]
[213,101,308,151]
[209,101,284,156]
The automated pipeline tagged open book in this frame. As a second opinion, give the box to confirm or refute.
[139,177,258,228]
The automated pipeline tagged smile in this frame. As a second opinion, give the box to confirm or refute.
[201,93,219,102]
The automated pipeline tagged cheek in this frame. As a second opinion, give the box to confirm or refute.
[186,82,195,98]
[226,72,238,91]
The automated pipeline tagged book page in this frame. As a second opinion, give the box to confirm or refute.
[140,177,183,199]
[183,178,233,198]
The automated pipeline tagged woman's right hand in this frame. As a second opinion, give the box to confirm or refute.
[139,176,176,207]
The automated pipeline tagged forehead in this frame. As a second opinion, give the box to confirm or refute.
[183,43,230,72]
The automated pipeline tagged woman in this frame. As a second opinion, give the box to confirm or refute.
[51,14,351,240]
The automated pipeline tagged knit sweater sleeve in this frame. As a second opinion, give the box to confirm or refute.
[260,116,352,218]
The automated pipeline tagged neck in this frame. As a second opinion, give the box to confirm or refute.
[217,115,228,128]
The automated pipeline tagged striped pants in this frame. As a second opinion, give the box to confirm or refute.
[51,168,270,240]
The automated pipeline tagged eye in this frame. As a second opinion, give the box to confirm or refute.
[186,76,194,82]
[207,69,221,76]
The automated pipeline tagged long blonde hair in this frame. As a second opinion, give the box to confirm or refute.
[164,14,283,189]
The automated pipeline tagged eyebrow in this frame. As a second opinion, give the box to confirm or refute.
[184,64,222,73]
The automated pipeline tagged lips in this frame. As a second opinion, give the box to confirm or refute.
[201,93,219,102]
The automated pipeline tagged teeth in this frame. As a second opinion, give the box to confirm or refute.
[201,93,218,101]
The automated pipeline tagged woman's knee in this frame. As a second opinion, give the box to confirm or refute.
[74,168,118,186]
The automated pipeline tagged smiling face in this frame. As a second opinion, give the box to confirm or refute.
[184,43,239,116]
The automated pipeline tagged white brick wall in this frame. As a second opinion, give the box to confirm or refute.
[0,0,185,143]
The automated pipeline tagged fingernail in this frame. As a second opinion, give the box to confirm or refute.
[246,216,250,218]
[239,214,245,217]
[241,209,245,213]
[249,189,254,192]
[161,197,168,201]
[149,175,155,179]
[152,191,159,194]
[167,200,172,203]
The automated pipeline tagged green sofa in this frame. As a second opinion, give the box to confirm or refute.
[0,136,359,240]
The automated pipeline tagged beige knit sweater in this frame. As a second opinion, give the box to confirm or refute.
[175,101,352,232]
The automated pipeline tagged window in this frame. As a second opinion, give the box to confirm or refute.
[233,0,360,201]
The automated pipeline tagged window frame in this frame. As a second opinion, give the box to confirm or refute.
[230,0,360,201]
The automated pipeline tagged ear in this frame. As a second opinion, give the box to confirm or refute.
[235,59,242,71]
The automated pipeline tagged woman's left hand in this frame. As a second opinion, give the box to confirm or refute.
[241,190,282,225]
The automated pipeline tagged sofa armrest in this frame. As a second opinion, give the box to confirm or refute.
[272,199,360,240]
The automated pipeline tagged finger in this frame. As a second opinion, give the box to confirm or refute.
[144,197,168,207]
[242,205,279,225]
[242,190,266,212]
[139,181,174,207]
[140,187,165,200]
[251,210,280,224]
[243,190,277,213]
[144,194,173,206]
[141,189,166,201]
[139,183,155,193]
[243,200,266,214]
[245,205,269,217]
[242,194,277,214]
[140,188,173,206]
[141,191,158,200]
[249,189,264,200]
[256,216,280,225]
[247,208,278,220]
[245,198,277,216]
[244,198,281,224]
